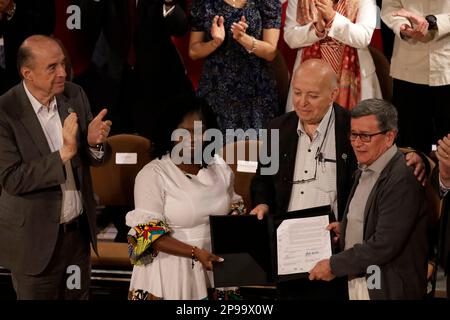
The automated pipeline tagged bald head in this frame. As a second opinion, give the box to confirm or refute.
[17,35,63,77]
[293,59,338,91]
[291,59,340,126]
[17,35,67,106]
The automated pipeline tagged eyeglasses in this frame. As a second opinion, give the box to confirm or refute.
[290,149,336,184]
[291,155,319,184]
[348,130,388,143]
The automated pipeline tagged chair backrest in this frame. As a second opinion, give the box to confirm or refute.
[218,140,261,211]
[270,49,291,116]
[369,45,393,101]
[90,134,152,207]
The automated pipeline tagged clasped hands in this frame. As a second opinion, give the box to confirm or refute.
[60,108,112,163]
[392,9,429,40]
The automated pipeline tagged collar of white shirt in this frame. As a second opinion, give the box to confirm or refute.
[23,81,58,115]
[296,104,334,139]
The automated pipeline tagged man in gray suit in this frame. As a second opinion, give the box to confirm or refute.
[0,35,112,299]
[309,99,428,299]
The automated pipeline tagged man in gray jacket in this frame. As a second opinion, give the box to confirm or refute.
[0,35,112,299]
[309,99,428,299]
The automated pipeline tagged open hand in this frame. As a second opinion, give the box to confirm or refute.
[211,15,225,47]
[231,16,248,40]
[87,108,112,147]
[60,112,79,162]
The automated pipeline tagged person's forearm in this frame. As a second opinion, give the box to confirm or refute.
[189,39,222,60]
[153,234,194,258]
[236,33,277,61]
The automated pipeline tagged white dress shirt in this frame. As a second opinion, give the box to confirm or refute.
[23,83,82,223]
[382,0,450,86]
[287,106,338,218]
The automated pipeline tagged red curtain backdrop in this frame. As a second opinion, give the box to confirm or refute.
[53,0,94,78]
[52,1,383,87]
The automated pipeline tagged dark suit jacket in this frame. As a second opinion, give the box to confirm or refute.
[0,0,55,94]
[331,150,428,300]
[0,82,110,275]
[251,104,357,220]
[79,0,193,124]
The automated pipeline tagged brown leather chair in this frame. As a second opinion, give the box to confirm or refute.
[90,134,153,268]
[369,45,393,101]
[90,134,152,207]
[218,140,261,211]
[270,49,291,115]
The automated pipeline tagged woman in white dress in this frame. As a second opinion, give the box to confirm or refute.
[126,96,243,300]
[284,0,382,111]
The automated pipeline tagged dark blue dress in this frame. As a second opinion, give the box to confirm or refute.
[191,0,281,140]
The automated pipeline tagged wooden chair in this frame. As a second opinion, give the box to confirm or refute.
[218,140,261,211]
[90,134,153,269]
[270,49,291,116]
[369,45,393,101]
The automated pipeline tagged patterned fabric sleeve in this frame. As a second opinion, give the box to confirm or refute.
[190,0,206,32]
[127,219,172,265]
[126,162,171,265]
[259,0,282,29]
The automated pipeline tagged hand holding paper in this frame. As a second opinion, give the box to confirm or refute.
[308,258,335,281]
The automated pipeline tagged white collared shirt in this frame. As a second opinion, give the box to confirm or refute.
[287,106,338,218]
[382,0,450,86]
[23,82,82,223]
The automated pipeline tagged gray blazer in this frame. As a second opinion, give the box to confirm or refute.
[0,82,110,275]
[331,150,428,299]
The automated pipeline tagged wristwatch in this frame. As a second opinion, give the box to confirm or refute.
[425,15,438,30]
[89,143,103,151]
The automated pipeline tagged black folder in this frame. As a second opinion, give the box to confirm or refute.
[209,205,332,287]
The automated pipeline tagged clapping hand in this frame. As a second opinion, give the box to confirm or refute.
[297,0,318,25]
[314,10,326,36]
[87,108,112,147]
[60,112,79,163]
[393,9,429,40]
[211,15,225,47]
[315,0,335,22]
[231,16,248,40]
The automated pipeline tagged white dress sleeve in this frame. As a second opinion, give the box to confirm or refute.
[284,0,325,49]
[126,163,166,227]
[212,154,243,205]
[327,0,377,49]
